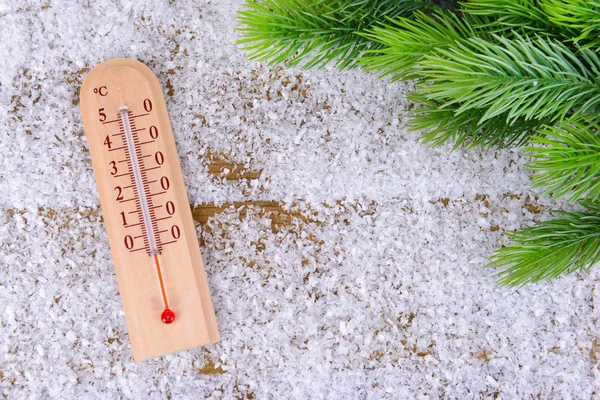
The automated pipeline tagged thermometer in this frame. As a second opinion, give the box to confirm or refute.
[80,58,219,361]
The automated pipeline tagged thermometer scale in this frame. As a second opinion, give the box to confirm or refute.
[80,58,219,360]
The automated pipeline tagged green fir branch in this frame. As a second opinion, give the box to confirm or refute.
[489,200,600,286]
[411,94,546,149]
[527,116,600,201]
[236,0,439,69]
[358,10,480,81]
[540,0,600,49]
[462,0,556,36]
[237,0,600,285]
[418,34,600,125]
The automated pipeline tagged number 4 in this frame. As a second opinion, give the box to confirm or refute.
[104,135,112,149]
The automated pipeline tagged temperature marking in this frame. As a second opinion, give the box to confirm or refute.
[141,166,161,173]
[119,105,175,324]
[103,112,150,125]
[109,146,127,152]
[120,106,159,255]
[112,128,145,137]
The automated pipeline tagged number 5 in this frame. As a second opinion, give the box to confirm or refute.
[98,108,106,122]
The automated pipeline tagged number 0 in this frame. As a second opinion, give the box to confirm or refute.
[155,151,164,165]
[166,201,175,215]
[143,99,152,112]
[149,125,158,139]
[171,225,180,239]
[124,235,134,249]
[160,176,170,190]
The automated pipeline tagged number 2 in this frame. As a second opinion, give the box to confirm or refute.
[114,186,123,201]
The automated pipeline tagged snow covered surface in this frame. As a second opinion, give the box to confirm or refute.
[1,0,599,398]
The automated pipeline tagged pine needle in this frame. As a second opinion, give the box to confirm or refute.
[418,34,600,125]
[357,10,479,81]
[236,0,438,69]
[527,116,600,202]
[411,94,546,149]
[489,200,600,286]
[540,0,600,49]
[462,0,568,41]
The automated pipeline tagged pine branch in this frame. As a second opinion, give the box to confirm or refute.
[358,11,479,81]
[411,94,545,149]
[527,116,600,201]
[418,34,600,125]
[462,0,556,35]
[489,200,600,286]
[236,0,439,69]
[540,0,600,49]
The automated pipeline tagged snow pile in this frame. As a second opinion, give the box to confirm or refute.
[1,0,599,398]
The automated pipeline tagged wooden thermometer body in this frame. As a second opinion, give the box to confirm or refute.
[80,58,219,361]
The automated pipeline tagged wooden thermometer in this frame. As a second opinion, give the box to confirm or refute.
[80,58,219,361]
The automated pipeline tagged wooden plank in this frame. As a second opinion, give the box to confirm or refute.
[203,150,262,181]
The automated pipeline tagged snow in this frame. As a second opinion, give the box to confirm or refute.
[1,0,599,398]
